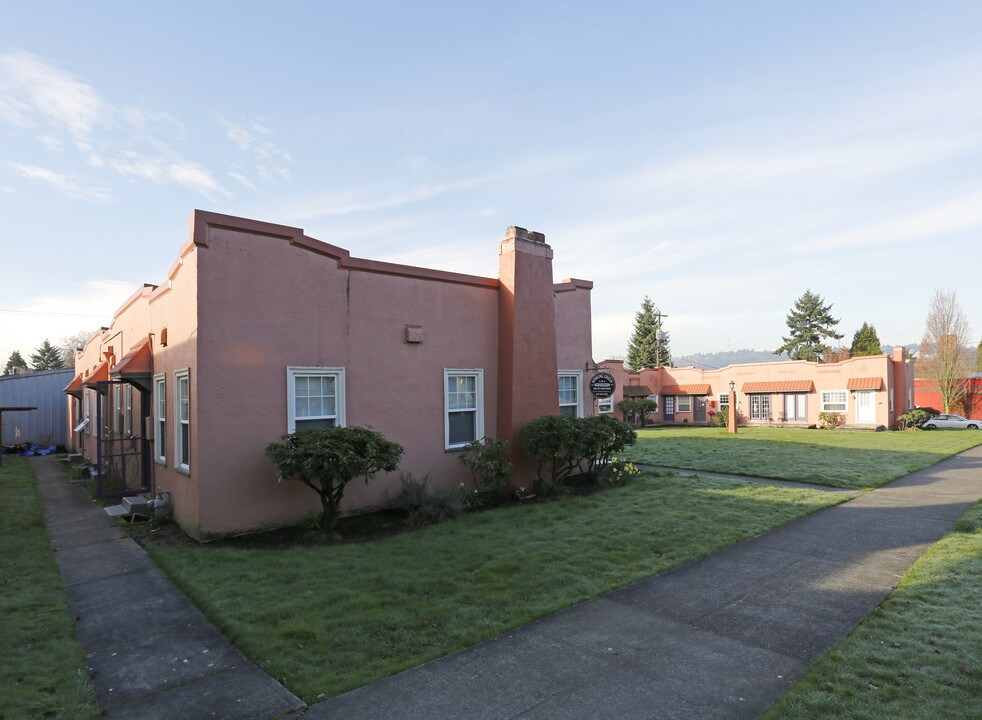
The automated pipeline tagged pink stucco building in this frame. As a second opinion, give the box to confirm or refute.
[64,211,594,539]
[599,349,914,429]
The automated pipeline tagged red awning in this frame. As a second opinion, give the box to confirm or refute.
[661,384,712,395]
[82,361,109,388]
[63,374,84,398]
[742,380,815,393]
[112,337,153,377]
[847,377,883,390]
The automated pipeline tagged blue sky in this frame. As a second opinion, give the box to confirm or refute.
[2,1,980,366]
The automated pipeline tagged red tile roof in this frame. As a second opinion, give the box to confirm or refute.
[846,377,883,390]
[661,384,712,395]
[742,381,815,393]
[82,361,109,388]
[63,374,84,397]
[112,337,153,377]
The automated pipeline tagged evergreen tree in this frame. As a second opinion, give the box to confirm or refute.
[29,339,65,371]
[626,296,671,370]
[850,322,882,357]
[3,350,29,375]
[975,337,982,373]
[775,290,843,362]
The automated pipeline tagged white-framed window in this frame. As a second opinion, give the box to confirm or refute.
[677,395,692,413]
[287,367,346,433]
[175,369,190,474]
[889,393,894,412]
[154,374,166,465]
[123,384,133,436]
[83,391,91,435]
[445,369,484,450]
[750,394,772,421]
[598,398,614,414]
[821,390,848,413]
[113,384,122,434]
[719,393,730,407]
[558,370,583,418]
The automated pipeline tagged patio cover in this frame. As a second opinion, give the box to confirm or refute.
[846,377,883,391]
[741,380,815,393]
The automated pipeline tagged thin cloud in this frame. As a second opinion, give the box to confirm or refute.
[12,163,112,201]
[112,152,230,198]
[218,116,294,183]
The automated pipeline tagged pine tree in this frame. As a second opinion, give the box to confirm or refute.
[850,322,882,357]
[29,339,65,371]
[975,337,982,373]
[626,296,671,370]
[775,290,843,362]
[3,350,29,375]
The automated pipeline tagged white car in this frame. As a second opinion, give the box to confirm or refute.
[922,414,981,430]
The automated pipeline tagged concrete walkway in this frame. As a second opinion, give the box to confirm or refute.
[35,447,981,719]
[34,457,304,720]
[304,446,982,719]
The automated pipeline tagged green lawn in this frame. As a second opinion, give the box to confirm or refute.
[0,457,100,720]
[763,501,982,719]
[620,427,982,489]
[147,471,846,702]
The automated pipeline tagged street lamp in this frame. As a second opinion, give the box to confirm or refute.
[727,380,737,434]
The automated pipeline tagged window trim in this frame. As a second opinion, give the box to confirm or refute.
[153,373,166,465]
[123,383,133,436]
[558,369,584,418]
[286,366,346,434]
[444,368,484,451]
[676,395,692,413]
[821,390,849,413]
[83,391,91,435]
[174,369,190,474]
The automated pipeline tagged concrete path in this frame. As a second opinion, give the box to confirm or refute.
[34,457,304,720]
[304,446,982,719]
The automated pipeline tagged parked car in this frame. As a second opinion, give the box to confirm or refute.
[921,414,981,430]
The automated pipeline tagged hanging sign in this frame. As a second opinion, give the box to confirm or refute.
[589,372,616,399]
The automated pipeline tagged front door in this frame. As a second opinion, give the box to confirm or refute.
[663,395,675,422]
[855,391,876,424]
[95,380,151,498]
[694,397,707,421]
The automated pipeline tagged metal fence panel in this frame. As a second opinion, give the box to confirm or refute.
[0,369,74,447]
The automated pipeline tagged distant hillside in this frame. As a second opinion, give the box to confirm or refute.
[671,349,786,369]
[672,344,919,370]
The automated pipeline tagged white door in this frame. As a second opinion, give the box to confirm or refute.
[855,391,875,424]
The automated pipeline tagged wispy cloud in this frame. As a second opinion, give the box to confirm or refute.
[11,162,112,201]
[0,51,288,200]
[219,116,294,184]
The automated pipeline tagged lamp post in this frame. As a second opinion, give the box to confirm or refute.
[727,380,737,434]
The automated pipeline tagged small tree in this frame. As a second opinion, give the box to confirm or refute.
[775,290,843,362]
[850,322,882,357]
[626,296,670,370]
[3,350,29,375]
[975,337,982,373]
[30,339,65,371]
[266,426,404,532]
[59,329,95,367]
[617,397,657,427]
[919,289,971,413]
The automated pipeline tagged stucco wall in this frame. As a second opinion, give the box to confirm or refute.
[604,353,912,428]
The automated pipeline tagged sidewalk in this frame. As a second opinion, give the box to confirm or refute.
[34,457,305,720]
[304,445,982,719]
[35,446,981,719]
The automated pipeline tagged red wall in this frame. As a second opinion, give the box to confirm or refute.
[914,378,982,417]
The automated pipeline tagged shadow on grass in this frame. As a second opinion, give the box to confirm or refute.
[621,430,982,489]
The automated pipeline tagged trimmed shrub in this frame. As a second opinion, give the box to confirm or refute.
[897,407,941,430]
[617,397,658,427]
[522,414,637,487]
[818,411,845,429]
[459,436,512,494]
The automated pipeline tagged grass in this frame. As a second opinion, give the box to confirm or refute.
[620,427,982,489]
[0,457,100,720]
[147,471,846,702]
[763,500,982,719]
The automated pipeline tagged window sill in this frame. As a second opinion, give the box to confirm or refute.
[176,465,190,476]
